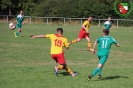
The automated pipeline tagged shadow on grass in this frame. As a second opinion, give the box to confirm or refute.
[101,76,129,80]
[59,71,78,76]
[59,72,70,76]
[94,75,129,81]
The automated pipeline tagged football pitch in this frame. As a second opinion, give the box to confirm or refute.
[0,23,133,88]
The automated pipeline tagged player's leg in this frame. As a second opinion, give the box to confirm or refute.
[17,23,22,36]
[51,54,59,76]
[97,56,102,78]
[64,65,77,76]
[69,38,81,45]
[56,52,76,76]
[87,56,107,81]
[69,29,84,45]
[86,63,103,81]
[97,66,103,79]
[14,23,22,37]
[85,35,92,51]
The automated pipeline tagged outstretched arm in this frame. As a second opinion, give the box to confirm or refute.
[92,40,97,54]
[31,35,46,38]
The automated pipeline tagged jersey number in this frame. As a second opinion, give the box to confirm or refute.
[54,39,62,47]
[102,40,108,48]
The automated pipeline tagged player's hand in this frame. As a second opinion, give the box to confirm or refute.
[30,35,35,38]
[91,49,95,55]
[84,31,89,34]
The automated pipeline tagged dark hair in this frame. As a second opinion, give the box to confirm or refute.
[103,29,109,35]
[57,28,63,34]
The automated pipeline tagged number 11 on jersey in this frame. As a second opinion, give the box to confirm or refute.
[102,40,108,48]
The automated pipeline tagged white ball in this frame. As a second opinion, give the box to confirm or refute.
[9,23,16,30]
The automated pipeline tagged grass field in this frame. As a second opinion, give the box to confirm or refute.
[0,23,133,88]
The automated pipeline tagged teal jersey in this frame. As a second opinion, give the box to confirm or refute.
[104,21,112,30]
[97,36,118,56]
[16,14,24,24]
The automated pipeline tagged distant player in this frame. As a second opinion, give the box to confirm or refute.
[31,28,77,77]
[69,17,93,51]
[86,29,120,81]
[103,17,112,31]
[14,10,24,37]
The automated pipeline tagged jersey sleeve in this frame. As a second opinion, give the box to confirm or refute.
[45,34,53,39]
[103,21,106,26]
[83,20,88,26]
[16,15,19,21]
[112,37,118,44]
[97,37,100,43]
[64,38,69,48]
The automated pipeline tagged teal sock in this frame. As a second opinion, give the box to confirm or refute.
[91,67,100,77]
[98,68,102,76]
[16,31,19,36]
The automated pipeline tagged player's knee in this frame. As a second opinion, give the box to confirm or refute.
[97,63,102,68]
[19,30,22,32]
[61,64,67,69]
[77,38,81,42]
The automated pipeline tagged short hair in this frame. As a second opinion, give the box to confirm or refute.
[103,29,109,35]
[57,28,63,34]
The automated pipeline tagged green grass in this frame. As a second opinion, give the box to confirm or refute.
[0,23,133,88]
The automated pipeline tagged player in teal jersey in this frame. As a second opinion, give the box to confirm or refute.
[86,29,120,81]
[103,17,112,31]
[14,10,24,37]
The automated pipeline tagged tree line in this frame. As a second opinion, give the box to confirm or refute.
[0,0,133,19]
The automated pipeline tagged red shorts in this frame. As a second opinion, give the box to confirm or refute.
[78,28,89,39]
[51,52,66,64]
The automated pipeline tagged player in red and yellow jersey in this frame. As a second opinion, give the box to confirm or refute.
[69,17,93,51]
[31,28,77,77]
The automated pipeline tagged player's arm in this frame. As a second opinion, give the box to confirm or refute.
[30,35,46,38]
[64,39,69,50]
[92,40,97,54]
[16,16,19,24]
[82,21,89,33]
[112,38,120,47]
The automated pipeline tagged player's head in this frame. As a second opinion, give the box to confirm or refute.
[102,29,109,35]
[88,17,92,21]
[108,17,111,21]
[20,10,23,15]
[57,28,63,35]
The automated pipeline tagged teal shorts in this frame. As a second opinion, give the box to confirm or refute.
[98,55,108,65]
[17,23,22,29]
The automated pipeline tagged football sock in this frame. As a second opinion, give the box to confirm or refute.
[57,65,73,75]
[57,65,64,70]
[87,42,92,49]
[91,67,100,77]
[97,68,102,76]
[70,39,77,44]
[65,66,73,75]
[16,31,19,36]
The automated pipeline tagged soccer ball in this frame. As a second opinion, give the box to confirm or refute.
[9,23,16,30]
